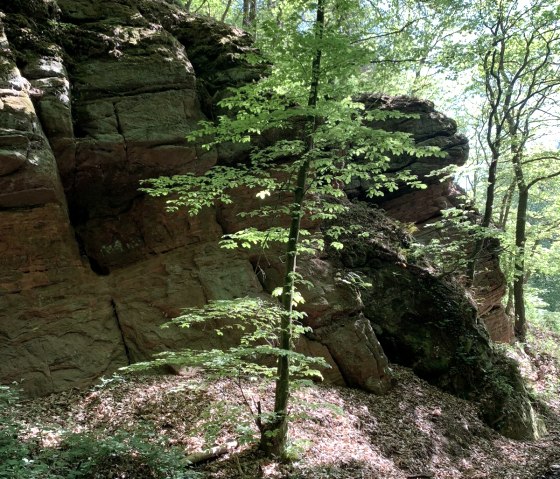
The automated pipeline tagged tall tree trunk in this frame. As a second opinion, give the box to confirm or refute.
[258,157,309,456]
[467,27,507,284]
[513,186,528,341]
[467,148,500,282]
[258,0,324,458]
[409,56,427,96]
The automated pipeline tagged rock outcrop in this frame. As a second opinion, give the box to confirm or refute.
[329,203,541,439]
[0,0,532,438]
[0,0,359,397]
[346,94,513,343]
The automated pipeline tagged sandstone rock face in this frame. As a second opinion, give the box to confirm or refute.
[346,94,513,343]
[0,0,531,439]
[0,0,373,397]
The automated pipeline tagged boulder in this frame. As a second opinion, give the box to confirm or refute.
[329,202,541,439]
[0,0,533,439]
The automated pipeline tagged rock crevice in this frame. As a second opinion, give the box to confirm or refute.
[0,0,534,439]
[111,299,131,365]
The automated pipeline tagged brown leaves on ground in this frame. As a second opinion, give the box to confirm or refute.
[9,348,560,479]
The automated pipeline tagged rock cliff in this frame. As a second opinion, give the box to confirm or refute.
[0,0,533,438]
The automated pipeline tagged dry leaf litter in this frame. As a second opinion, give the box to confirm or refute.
[6,330,560,479]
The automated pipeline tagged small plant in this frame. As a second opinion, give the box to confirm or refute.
[281,438,312,462]
[0,385,45,479]
[0,386,200,479]
[124,297,329,451]
[41,430,199,479]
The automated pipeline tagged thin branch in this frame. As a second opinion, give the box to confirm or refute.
[528,169,560,189]
[353,17,425,44]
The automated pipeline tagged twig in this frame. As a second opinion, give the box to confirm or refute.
[236,373,256,419]
[235,455,244,476]
[186,441,238,465]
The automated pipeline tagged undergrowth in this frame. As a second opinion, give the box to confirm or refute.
[0,386,201,479]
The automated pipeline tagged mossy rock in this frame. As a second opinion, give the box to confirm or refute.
[328,202,543,440]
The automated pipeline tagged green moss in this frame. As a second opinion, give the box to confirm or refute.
[328,201,542,440]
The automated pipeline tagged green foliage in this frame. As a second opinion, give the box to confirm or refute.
[127,297,326,379]
[409,206,498,277]
[124,297,329,446]
[140,24,442,258]
[526,289,560,337]
[40,430,197,479]
[361,0,471,96]
[0,387,199,479]
[0,387,44,479]
[140,0,445,457]
[280,438,312,462]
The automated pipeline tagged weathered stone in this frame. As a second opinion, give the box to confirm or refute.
[0,280,126,397]
[0,149,26,175]
[0,203,82,294]
[294,337,346,386]
[115,89,202,143]
[29,76,73,141]
[329,202,541,439]
[108,244,264,360]
[56,0,139,23]
[0,20,66,210]
[0,0,532,443]
[0,198,125,397]
[315,315,392,394]
[23,56,67,80]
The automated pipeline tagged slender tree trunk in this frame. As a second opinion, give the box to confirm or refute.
[243,0,257,27]
[467,149,499,282]
[258,159,309,456]
[497,177,516,230]
[507,102,530,342]
[513,186,528,341]
[258,0,324,458]
[243,0,250,27]
[193,0,208,14]
[410,56,427,96]
[467,34,506,284]
[249,0,256,25]
[220,0,233,22]
[481,152,500,229]
[471,166,478,205]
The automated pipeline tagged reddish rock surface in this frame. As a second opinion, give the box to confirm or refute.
[0,0,371,396]
[0,0,511,401]
[348,95,513,343]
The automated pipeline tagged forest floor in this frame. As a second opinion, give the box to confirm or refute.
[6,326,560,479]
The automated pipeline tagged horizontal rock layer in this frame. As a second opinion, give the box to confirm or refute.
[0,0,528,438]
